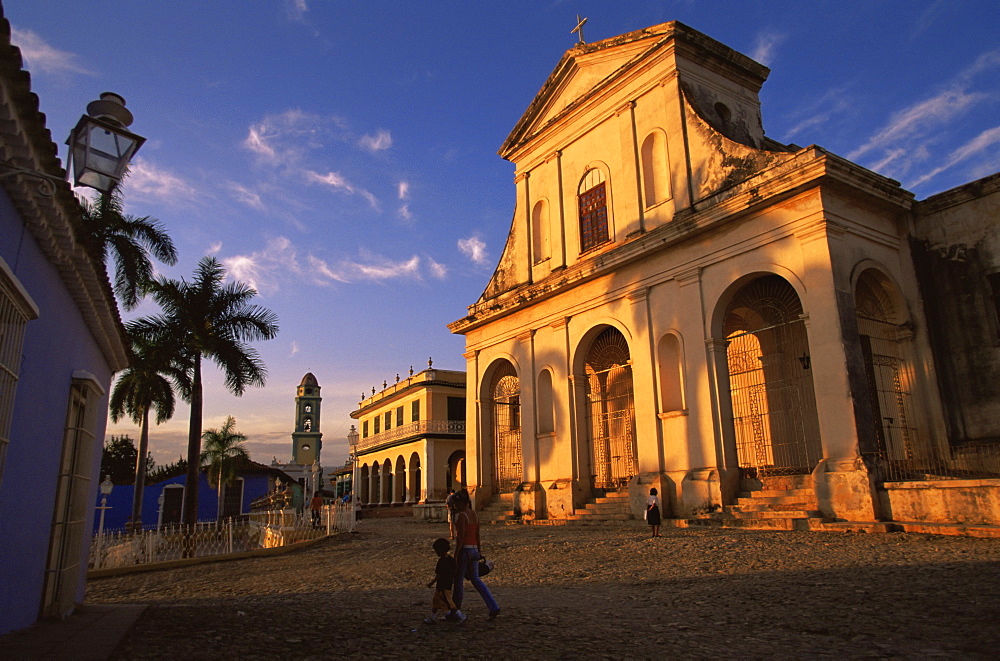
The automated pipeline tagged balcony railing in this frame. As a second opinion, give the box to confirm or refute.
[358,419,465,453]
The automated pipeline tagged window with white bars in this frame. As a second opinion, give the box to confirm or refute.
[0,256,39,486]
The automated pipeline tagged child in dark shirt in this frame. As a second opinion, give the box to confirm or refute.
[425,538,466,624]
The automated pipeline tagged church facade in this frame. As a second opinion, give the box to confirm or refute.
[449,22,1000,526]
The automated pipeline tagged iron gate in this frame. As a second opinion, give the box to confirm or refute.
[724,276,822,478]
[491,362,522,493]
[586,328,636,490]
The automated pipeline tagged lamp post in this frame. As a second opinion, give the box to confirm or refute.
[95,475,114,568]
[348,425,359,529]
[0,92,144,196]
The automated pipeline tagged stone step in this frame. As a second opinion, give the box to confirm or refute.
[738,488,815,499]
[727,507,820,519]
[566,512,633,522]
[734,500,816,512]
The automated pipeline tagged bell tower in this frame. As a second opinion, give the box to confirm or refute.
[292,373,322,464]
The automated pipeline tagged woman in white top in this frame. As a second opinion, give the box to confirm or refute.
[646,487,661,538]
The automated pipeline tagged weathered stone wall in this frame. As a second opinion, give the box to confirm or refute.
[912,173,1000,444]
[884,479,1000,525]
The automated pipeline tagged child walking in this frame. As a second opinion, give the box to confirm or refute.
[425,538,466,624]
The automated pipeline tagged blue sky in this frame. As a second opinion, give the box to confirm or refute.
[6,0,998,469]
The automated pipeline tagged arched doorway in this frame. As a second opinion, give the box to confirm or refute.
[855,270,919,462]
[446,449,466,492]
[490,361,522,493]
[584,327,636,490]
[408,452,421,503]
[723,275,822,478]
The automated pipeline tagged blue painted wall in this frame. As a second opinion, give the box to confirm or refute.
[93,471,285,532]
[0,189,115,635]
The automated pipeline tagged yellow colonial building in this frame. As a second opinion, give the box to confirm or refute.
[449,21,1000,528]
[351,363,466,506]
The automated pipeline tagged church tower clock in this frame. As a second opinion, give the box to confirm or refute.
[292,372,322,465]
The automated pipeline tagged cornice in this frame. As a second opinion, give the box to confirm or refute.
[0,13,128,371]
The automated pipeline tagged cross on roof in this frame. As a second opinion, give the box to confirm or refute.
[572,15,588,44]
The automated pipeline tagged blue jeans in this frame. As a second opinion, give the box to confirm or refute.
[454,547,499,613]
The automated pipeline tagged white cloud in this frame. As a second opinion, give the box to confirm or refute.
[290,341,300,358]
[242,109,337,168]
[221,236,301,294]
[123,158,197,201]
[848,88,986,161]
[359,129,392,152]
[427,257,447,279]
[398,181,410,200]
[910,125,1000,188]
[458,236,488,265]
[228,182,265,210]
[10,28,94,76]
[305,169,353,192]
[398,203,412,220]
[207,241,223,255]
[307,252,429,283]
[750,30,785,67]
[288,0,308,19]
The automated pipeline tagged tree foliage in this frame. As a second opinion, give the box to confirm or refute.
[82,187,178,310]
[101,435,154,485]
[130,257,278,526]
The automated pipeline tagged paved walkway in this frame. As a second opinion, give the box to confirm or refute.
[6,518,1000,658]
[0,604,146,660]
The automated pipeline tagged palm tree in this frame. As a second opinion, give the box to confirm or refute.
[109,327,191,526]
[200,416,249,521]
[82,187,178,310]
[131,256,278,527]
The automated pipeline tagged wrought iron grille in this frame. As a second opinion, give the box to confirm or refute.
[586,328,636,490]
[492,362,522,493]
[724,276,822,478]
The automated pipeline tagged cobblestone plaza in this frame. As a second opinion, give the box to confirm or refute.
[85,518,1000,659]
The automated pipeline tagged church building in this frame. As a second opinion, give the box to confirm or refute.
[449,21,1000,528]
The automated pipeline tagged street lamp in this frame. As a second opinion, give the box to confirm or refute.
[95,475,114,568]
[66,93,145,193]
[348,425,360,512]
[0,92,144,196]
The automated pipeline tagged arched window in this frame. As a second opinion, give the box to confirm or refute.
[640,131,669,207]
[578,169,610,253]
[537,368,555,434]
[532,199,550,263]
[656,333,684,412]
[304,404,312,413]
[303,417,312,432]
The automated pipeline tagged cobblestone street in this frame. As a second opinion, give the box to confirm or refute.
[86,518,1000,659]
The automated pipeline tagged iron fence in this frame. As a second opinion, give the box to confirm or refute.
[864,441,1000,484]
[89,503,357,571]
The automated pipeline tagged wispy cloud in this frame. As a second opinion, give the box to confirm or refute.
[782,86,852,141]
[304,169,379,209]
[221,236,300,294]
[848,88,986,161]
[243,109,335,168]
[458,236,488,265]
[359,129,392,152]
[846,47,1000,187]
[750,30,785,67]
[228,182,265,210]
[218,236,442,291]
[207,241,223,255]
[910,125,1000,188]
[287,0,308,20]
[427,257,447,279]
[124,158,197,201]
[10,28,94,76]
[398,181,410,200]
[290,341,300,358]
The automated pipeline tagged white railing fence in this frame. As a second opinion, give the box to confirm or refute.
[90,503,356,571]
